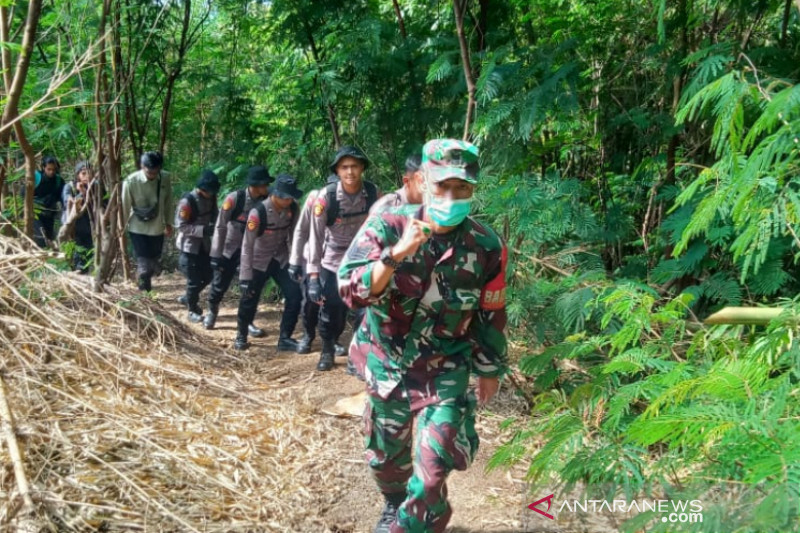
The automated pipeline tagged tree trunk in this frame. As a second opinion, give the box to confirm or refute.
[159,0,193,154]
[0,1,43,240]
[453,0,477,141]
[0,0,43,146]
[93,0,126,290]
[303,20,342,148]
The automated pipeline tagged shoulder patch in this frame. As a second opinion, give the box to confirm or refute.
[480,246,507,311]
[246,213,259,232]
[179,203,192,220]
[222,196,234,211]
[313,197,327,217]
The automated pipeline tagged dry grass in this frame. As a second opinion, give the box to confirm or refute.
[0,234,352,532]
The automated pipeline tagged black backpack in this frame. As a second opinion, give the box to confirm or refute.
[253,200,299,237]
[182,191,218,224]
[229,189,248,224]
[324,180,378,226]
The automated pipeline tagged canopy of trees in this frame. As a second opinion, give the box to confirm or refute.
[1,1,799,531]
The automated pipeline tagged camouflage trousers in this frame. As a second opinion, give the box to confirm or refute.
[364,384,479,533]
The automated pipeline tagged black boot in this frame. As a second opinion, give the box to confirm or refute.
[203,303,218,330]
[234,333,249,351]
[277,336,300,352]
[187,306,203,323]
[335,343,347,357]
[296,333,314,354]
[248,324,266,338]
[374,493,405,533]
[316,339,335,371]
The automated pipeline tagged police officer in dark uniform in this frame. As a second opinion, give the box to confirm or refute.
[175,170,220,323]
[204,165,273,337]
[235,174,304,351]
[287,174,348,356]
[307,146,379,371]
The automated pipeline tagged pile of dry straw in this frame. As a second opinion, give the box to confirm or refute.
[0,234,350,532]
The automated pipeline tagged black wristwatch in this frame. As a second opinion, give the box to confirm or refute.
[380,247,402,269]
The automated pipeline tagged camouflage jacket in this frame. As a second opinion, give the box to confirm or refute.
[338,204,508,402]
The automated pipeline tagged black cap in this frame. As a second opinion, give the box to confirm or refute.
[271,174,303,199]
[196,169,221,194]
[246,165,273,186]
[141,151,163,169]
[329,146,369,174]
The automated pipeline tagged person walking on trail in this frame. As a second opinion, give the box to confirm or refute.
[122,151,173,292]
[175,170,220,323]
[204,165,273,338]
[338,139,508,533]
[369,153,423,216]
[60,161,95,273]
[307,146,379,371]
[234,174,304,351]
[31,155,64,248]
[287,174,347,356]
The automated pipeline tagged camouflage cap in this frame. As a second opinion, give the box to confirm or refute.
[421,139,479,184]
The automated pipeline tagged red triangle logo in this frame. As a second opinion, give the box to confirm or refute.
[528,494,555,520]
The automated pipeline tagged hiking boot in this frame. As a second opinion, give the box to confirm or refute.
[277,336,300,352]
[203,304,218,330]
[248,324,266,338]
[335,343,347,357]
[177,294,188,305]
[233,334,250,351]
[373,493,405,533]
[316,340,336,371]
[188,310,203,323]
[296,334,314,354]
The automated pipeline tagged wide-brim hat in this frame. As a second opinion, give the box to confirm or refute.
[197,169,221,194]
[421,139,479,184]
[271,173,303,199]
[329,146,369,174]
[246,165,273,186]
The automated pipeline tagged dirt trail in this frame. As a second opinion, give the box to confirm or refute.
[155,273,532,532]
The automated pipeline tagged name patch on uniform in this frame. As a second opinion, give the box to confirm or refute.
[179,204,192,220]
[246,214,259,232]
[480,245,508,311]
[222,197,233,211]
[314,198,327,217]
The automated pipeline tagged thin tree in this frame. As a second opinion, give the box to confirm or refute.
[0,0,44,239]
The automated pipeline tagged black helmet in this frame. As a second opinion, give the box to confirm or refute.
[329,145,369,174]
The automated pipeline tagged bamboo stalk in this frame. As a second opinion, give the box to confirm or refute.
[0,375,34,512]
[703,307,790,325]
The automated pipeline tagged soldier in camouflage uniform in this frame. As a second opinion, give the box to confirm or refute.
[308,146,379,371]
[175,170,220,323]
[235,174,304,351]
[204,166,273,338]
[368,153,423,216]
[339,139,508,533]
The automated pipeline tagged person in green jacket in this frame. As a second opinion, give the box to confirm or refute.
[122,151,173,291]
